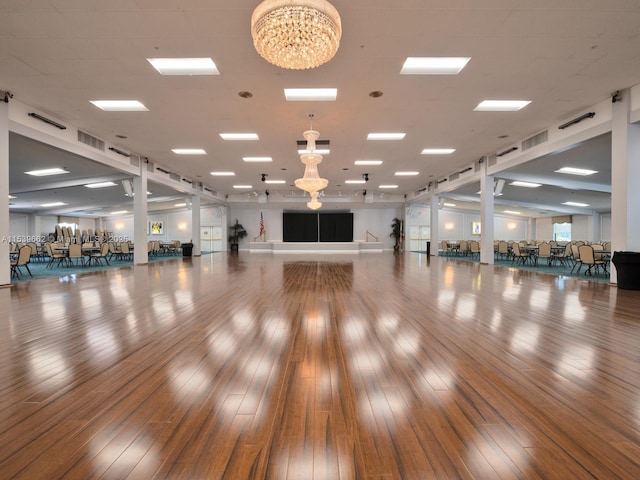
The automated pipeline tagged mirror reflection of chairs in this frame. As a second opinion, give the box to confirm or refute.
[10,245,33,279]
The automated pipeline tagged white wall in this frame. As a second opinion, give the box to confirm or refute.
[536,217,554,241]
[572,215,592,241]
[227,206,403,250]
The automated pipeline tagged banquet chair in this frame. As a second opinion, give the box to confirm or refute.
[10,245,33,278]
[578,245,607,276]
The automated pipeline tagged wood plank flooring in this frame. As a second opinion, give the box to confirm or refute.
[1,253,640,479]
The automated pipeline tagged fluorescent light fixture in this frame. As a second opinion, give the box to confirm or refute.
[421,148,455,155]
[474,100,531,112]
[90,100,149,111]
[219,133,259,140]
[243,157,273,163]
[233,185,253,189]
[85,181,117,189]
[25,168,69,176]
[110,210,129,215]
[354,160,383,166]
[379,185,398,189]
[555,167,598,176]
[41,202,67,207]
[504,210,521,215]
[284,88,337,101]
[401,57,470,75]
[477,191,503,196]
[172,148,207,155]
[174,203,187,207]
[210,171,235,176]
[368,133,406,140]
[265,179,286,184]
[298,148,330,155]
[395,171,419,176]
[443,202,457,207]
[510,181,542,188]
[563,201,590,207]
[345,179,366,184]
[8,195,17,199]
[147,57,219,75]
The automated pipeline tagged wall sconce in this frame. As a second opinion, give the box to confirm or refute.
[115,222,125,231]
[177,222,188,231]
[507,222,517,231]
[445,222,455,231]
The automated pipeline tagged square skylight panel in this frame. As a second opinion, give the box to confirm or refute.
[147,58,219,75]
[401,57,470,75]
[284,88,337,101]
[90,100,149,111]
[474,100,531,112]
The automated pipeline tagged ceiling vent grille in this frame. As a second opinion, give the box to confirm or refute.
[129,154,140,167]
[448,172,460,182]
[78,130,105,151]
[170,172,181,182]
[522,130,548,151]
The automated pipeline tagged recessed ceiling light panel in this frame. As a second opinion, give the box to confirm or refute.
[379,185,398,189]
[147,57,219,75]
[555,167,598,176]
[401,57,470,75]
[243,157,273,162]
[284,88,337,101]
[220,133,259,140]
[210,171,235,176]
[172,148,207,155]
[474,100,531,112]
[563,201,590,207]
[354,160,383,166]
[84,181,117,189]
[90,100,149,111]
[421,148,455,155]
[25,168,69,176]
[395,171,419,176]
[41,202,67,207]
[510,181,542,188]
[368,133,406,140]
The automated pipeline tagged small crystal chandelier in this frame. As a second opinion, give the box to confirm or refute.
[295,118,328,209]
[251,0,342,70]
[307,191,322,210]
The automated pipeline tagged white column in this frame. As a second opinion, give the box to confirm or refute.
[529,218,537,242]
[611,88,640,283]
[133,166,148,265]
[591,213,601,243]
[479,169,494,265]
[191,194,201,256]
[430,195,439,256]
[0,101,9,286]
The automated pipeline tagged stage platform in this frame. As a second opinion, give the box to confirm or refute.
[250,241,383,253]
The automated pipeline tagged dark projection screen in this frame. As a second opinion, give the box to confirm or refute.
[283,212,353,242]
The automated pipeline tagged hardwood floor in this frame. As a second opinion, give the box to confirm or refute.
[1,252,639,479]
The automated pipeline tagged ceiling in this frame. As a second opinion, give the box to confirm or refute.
[2,1,639,216]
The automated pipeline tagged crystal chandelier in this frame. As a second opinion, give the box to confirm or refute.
[307,191,322,210]
[251,0,342,70]
[295,128,329,201]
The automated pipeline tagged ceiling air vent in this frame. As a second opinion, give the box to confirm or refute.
[78,130,105,151]
[448,172,460,182]
[129,154,140,167]
[170,172,181,182]
[522,130,548,151]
